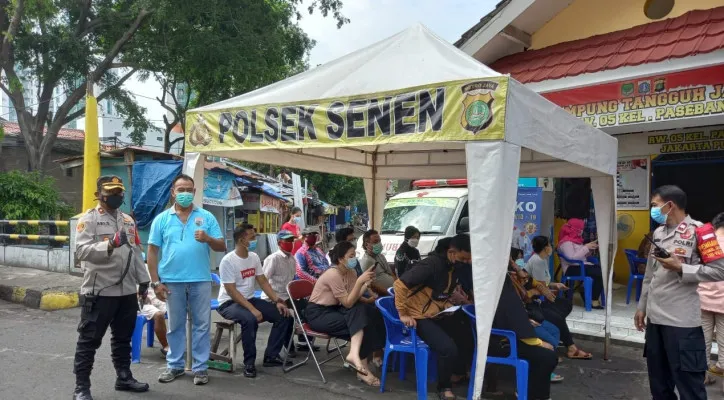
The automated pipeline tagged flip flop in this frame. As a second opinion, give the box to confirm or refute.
[567,349,592,360]
[708,366,724,377]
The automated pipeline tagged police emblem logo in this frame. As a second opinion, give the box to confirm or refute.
[654,78,666,93]
[195,217,204,226]
[674,248,687,256]
[189,114,212,147]
[112,177,120,183]
[76,222,86,232]
[460,81,498,134]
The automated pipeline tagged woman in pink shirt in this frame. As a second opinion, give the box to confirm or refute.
[699,212,724,383]
[557,218,604,309]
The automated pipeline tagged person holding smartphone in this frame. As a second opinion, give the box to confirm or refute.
[634,186,724,400]
[557,218,604,309]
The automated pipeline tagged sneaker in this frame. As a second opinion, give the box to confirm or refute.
[263,355,292,367]
[193,370,209,385]
[296,343,320,352]
[158,368,185,383]
[244,364,257,378]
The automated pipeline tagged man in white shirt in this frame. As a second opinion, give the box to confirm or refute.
[216,224,292,379]
[262,230,298,356]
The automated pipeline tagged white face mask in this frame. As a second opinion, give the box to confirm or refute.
[408,238,419,248]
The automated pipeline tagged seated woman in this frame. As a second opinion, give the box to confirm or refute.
[557,218,604,309]
[394,234,475,400]
[512,247,591,360]
[492,271,558,400]
[305,241,386,386]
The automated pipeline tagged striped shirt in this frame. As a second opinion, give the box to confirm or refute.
[262,250,297,301]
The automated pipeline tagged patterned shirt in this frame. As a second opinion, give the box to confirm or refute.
[262,250,297,301]
[295,243,330,283]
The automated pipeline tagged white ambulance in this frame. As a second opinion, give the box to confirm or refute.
[357,179,470,263]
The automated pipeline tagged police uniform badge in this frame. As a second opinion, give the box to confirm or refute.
[194,217,204,226]
[460,81,498,134]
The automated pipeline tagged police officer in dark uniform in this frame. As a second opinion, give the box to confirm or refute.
[635,185,724,400]
[73,176,150,400]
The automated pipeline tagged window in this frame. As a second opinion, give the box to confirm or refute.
[644,0,674,19]
[114,132,121,137]
[157,136,163,141]
[64,168,73,178]
[106,100,113,115]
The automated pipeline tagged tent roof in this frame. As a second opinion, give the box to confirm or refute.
[192,24,500,112]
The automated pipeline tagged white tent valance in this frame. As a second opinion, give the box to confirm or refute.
[183,24,617,399]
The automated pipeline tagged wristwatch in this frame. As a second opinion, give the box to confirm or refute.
[150,281,162,289]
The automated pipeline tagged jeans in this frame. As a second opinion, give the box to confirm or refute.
[217,298,293,366]
[534,321,560,347]
[414,311,474,391]
[165,281,211,372]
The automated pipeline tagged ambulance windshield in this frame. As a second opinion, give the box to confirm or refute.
[380,197,459,235]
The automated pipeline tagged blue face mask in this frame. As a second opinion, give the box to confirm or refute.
[650,202,670,224]
[175,192,194,208]
[346,257,358,269]
[294,216,303,225]
[248,240,257,251]
[515,258,525,268]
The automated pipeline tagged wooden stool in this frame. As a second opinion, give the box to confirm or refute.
[209,319,237,372]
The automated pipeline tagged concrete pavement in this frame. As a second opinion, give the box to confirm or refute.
[0,265,81,310]
[3,298,723,399]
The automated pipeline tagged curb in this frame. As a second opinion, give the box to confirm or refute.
[0,284,79,310]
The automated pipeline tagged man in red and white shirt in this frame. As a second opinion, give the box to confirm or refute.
[217,224,292,378]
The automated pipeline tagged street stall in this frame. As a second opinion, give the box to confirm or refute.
[182,24,618,398]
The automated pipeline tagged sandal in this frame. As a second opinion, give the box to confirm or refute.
[357,372,380,387]
[438,389,456,400]
[567,349,592,360]
[344,360,369,376]
[708,365,724,377]
[705,375,717,385]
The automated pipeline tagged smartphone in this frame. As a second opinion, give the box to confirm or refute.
[643,234,671,258]
[369,263,379,272]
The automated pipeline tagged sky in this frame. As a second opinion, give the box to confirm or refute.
[124,0,497,130]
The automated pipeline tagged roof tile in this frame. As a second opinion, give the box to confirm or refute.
[491,6,724,84]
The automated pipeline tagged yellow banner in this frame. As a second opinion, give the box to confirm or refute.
[185,77,508,152]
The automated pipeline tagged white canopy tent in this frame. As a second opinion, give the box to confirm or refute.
[183,24,618,398]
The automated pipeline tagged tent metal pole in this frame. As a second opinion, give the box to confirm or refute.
[603,242,615,360]
[370,153,378,230]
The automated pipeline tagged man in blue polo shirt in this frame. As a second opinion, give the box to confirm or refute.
[147,174,226,386]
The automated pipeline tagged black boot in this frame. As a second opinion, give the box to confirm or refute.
[73,385,93,400]
[115,370,149,392]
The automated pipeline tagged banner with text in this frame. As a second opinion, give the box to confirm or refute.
[512,187,542,262]
[543,64,724,129]
[617,158,649,210]
[618,125,724,157]
[185,77,508,152]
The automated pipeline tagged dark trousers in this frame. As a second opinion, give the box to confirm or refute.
[541,306,574,347]
[565,264,603,301]
[416,311,475,391]
[516,341,558,399]
[306,302,386,360]
[644,321,707,400]
[73,294,138,388]
[218,298,292,366]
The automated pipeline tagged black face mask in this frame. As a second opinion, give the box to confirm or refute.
[103,194,124,210]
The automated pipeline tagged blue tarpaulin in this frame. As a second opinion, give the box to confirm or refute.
[132,161,183,229]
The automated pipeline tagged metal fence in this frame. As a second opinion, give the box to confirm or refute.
[0,220,70,244]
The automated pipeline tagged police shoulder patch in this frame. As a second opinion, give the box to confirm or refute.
[76,222,86,232]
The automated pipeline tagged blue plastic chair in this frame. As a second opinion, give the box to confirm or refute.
[131,314,155,363]
[624,249,646,304]
[376,296,431,400]
[462,305,528,400]
[557,251,606,311]
[387,286,395,297]
[210,273,221,310]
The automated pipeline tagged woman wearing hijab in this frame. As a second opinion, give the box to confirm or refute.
[557,218,604,310]
[394,225,421,276]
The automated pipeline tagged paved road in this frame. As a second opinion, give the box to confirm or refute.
[0,299,721,399]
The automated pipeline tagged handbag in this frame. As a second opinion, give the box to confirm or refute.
[525,301,545,324]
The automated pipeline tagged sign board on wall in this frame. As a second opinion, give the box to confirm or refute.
[617,158,649,210]
[543,64,724,129]
[617,125,724,157]
[511,187,542,262]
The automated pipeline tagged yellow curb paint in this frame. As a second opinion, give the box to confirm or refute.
[11,287,26,303]
[39,291,79,311]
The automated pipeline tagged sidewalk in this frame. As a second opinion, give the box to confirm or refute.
[0,265,81,310]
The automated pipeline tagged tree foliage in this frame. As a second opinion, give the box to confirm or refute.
[240,162,366,208]
[0,0,347,169]
[0,170,74,220]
